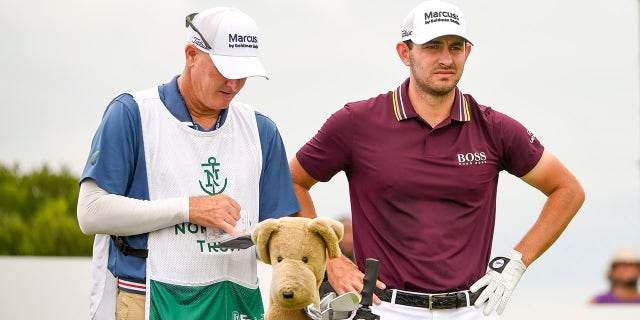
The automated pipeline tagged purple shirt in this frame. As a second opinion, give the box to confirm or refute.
[592,292,640,304]
[296,78,544,292]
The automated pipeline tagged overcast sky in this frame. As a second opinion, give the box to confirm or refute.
[1,0,639,303]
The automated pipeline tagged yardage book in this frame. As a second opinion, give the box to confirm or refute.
[212,232,254,249]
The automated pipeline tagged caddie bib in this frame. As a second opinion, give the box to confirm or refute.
[133,87,264,320]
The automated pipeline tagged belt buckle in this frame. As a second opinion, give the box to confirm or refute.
[428,292,457,310]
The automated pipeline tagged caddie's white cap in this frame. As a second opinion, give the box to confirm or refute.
[401,0,472,45]
[187,7,268,79]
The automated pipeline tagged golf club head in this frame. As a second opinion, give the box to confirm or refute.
[304,303,323,320]
[320,307,333,320]
[331,310,353,320]
[330,292,360,311]
[320,292,336,311]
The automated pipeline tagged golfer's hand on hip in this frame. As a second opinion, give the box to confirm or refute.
[470,249,527,315]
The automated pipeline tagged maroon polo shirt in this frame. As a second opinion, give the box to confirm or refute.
[296,78,544,293]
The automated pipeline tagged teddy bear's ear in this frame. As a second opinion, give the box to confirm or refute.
[251,218,280,265]
[309,218,345,259]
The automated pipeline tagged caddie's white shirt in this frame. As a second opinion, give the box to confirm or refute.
[84,76,301,320]
[88,87,263,320]
[134,86,261,285]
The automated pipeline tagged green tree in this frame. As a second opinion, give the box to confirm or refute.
[0,163,93,256]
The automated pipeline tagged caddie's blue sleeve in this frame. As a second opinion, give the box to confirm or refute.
[80,93,148,200]
[255,112,301,220]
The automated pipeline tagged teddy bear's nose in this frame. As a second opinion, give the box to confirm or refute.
[282,291,294,299]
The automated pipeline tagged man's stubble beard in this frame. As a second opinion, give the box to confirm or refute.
[409,55,463,97]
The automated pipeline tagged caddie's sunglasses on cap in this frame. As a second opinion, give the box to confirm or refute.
[185,13,212,50]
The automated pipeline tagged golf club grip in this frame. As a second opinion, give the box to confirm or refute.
[360,258,379,307]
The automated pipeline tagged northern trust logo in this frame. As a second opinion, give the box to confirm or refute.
[228,33,258,49]
[457,151,487,166]
[424,11,460,25]
[199,156,227,195]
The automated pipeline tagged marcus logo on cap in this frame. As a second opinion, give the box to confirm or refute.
[401,0,473,45]
[186,7,268,80]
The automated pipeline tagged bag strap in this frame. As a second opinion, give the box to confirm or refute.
[110,235,148,258]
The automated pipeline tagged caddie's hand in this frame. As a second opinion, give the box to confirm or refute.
[326,256,386,305]
[470,250,527,315]
[188,194,241,236]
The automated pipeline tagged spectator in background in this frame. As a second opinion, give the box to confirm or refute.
[590,246,640,304]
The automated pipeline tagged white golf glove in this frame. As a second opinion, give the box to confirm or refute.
[470,249,527,315]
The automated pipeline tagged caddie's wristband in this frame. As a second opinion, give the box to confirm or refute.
[488,256,511,273]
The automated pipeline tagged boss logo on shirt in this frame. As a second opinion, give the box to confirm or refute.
[456,151,487,166]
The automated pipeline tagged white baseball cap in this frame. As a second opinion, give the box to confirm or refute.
[186,7,268,80]
[611,247,640,265]
[401,0,473,45]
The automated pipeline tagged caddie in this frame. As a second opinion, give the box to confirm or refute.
[77,7,302,319]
